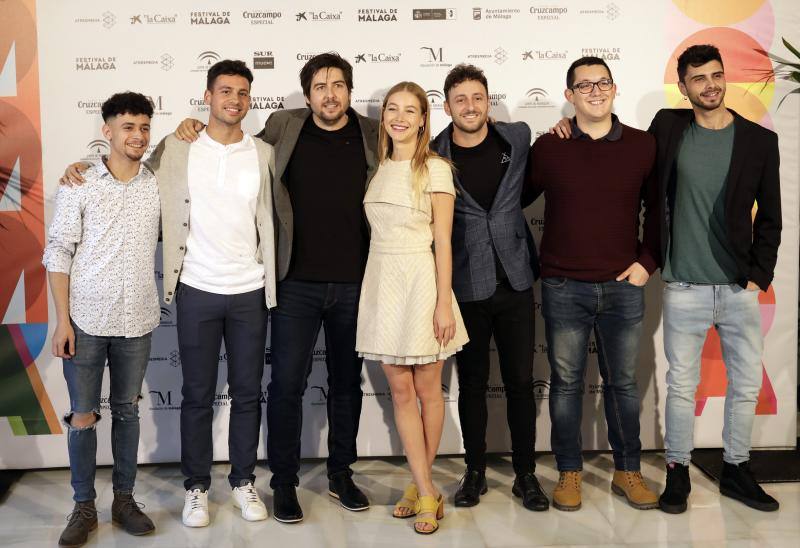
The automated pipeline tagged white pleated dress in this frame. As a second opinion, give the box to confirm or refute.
[356,157,469,366]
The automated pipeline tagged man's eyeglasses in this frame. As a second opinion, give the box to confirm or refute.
[571,78,614,94]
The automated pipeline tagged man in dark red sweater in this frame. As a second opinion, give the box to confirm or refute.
[525,56,660,512]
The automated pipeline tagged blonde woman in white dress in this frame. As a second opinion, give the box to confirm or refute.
[356,81,469,534]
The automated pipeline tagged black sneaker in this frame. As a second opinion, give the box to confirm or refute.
[328,471,370,511]
[273,485,304,523]
[58,500,98,547]
[512,472,549,512]
[719,461,779,512]
[111,493,155,535]
[659,462,691,514]
[454,469,487,507]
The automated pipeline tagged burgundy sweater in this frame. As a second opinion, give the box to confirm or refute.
[526,123,659,282]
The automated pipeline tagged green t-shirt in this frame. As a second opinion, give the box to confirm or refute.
[662,121,739,284]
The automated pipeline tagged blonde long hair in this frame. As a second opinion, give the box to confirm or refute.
[378,81,448,202]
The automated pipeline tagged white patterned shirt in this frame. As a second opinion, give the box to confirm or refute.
[42,161,161,337]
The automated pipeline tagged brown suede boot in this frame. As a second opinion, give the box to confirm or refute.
[611,470,659,510]
[111,493,155,535]
[552,471,582,511]
[58,500,97,547]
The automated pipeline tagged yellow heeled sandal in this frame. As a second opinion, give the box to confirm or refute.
[393,483,419,518]
[414,494,444,535]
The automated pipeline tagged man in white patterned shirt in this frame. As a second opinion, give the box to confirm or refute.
[44,92,159,547]
[61,60,277,529]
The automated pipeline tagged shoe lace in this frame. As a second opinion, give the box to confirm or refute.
[238,484,260,504]
[118,496,146,515]
[187,489,205,510]
[558,472,578,489]
[626,471,647,488]
[66,505,96,525]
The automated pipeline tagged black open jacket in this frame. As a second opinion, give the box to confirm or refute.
[647,108,781,291]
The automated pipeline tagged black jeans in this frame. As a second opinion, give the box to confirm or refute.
[456,283,536,475]
[267,280,363,488]
[176,283,268,490]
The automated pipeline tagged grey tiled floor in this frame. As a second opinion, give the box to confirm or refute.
[2,453,798,547]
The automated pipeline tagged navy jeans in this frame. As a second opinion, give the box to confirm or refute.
[62,322,151,502]
[176,283,268,490]
[542,277,644,472]
[267,280,363,488]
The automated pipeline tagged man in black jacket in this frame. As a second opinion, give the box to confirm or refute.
[649,45,781,514]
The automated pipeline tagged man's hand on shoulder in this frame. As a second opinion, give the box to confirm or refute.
[59,162,91,187]
[175,118,205,142]
[548,117,572,140]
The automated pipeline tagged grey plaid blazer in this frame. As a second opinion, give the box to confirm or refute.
[432,121,539,302]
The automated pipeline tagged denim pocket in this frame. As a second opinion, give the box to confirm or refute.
[542,276,567,289]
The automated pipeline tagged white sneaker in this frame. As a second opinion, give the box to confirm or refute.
[232,483,268,521]
[182,488,210,527]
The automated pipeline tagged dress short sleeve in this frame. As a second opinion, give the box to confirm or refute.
[425,158,455,196]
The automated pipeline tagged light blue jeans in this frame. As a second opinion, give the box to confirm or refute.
[663,282,763,466]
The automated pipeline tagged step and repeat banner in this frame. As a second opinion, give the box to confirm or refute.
[1,0,797,468]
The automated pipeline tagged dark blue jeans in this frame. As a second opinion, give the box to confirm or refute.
[267,280,363,488]
[542,277,644,472]
[176,284,268,490]
[62,322,151,502]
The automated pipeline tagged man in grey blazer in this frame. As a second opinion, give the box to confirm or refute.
[258,53,378,522]
[431,64,547,511]
[178,52,379,523]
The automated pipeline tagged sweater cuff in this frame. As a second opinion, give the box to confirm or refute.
[636,253,658,276]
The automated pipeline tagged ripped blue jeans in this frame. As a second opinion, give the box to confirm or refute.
[63,321,151,502]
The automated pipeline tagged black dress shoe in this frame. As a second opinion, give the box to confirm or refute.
[328,471,370,511]
[720,461,779,512]
[659,462,691,514]
[512,472,549,512]
[273,485,304,523]
[454,470,487,507]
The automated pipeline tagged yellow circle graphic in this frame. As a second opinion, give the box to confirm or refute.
[672,0,766,26]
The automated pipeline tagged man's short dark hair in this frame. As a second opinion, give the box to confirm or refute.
[299,52,354,97]
[206,59,253,91]
[443,64,489,100]
[677,44,723,82]
[101,92,154,122]
[566,56,612,89]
